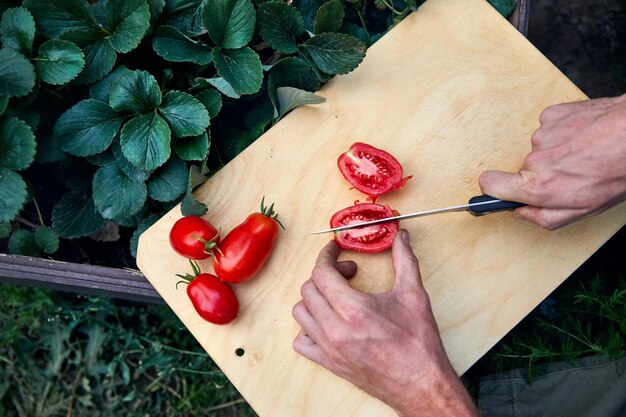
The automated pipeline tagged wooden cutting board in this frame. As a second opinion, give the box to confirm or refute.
[137,0,626,415]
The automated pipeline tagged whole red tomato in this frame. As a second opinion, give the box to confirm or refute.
[337,142,412,202]
[213,198,283,284]
[169,216,219,260]
[330,203,399,252]
[177,262,239,325]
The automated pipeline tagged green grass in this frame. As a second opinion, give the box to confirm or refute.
[0,285,256,417]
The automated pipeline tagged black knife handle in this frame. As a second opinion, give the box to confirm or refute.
[468,194,525,216]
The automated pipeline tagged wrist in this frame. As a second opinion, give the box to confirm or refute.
[394,369,480,417]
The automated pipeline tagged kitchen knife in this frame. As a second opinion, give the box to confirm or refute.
[309,195,525,235]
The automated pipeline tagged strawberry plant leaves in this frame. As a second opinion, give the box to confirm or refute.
[130,213,161,258]
[488,0,517,17]
[0,116,36,171]
[268,56,320,93]
[202,0,256,49]
[34,40,85,85]
[89,65,131,102]
[0,7,36,56]
[257,2,305,54]
[104,0,150,54]
[34,226,59,254]
[23,0,100,39]
[195,89,221,118]
[93,163,147,220]
[146,155,187,202]
[313,0,344,34]
[147,0,165,24]
[181,164,207,216]
[73,38,117,85]
[111,139,153,182]
[119,112,171,171]
[193,77,241,99]
[164,0,205,37]
[109,69,162,113]
[152,25,213,64]
[159,90,209,137]
[302,32,366,75]
[0,48,35,97]
[0,167,27,222]
[0,94,7,114]
[173,130,209,161]
[52,190,107,238]
[212,47,263,95]
[86,149,115,167]
[273,86,325,121]
[0,222,9,238]
[8,229,41,256]
[54,99,123,157]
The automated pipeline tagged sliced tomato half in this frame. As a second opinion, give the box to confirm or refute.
[337,142,412,202]
[330,203,399,252]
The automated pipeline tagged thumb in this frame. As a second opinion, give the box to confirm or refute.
[391,229,423,291]
[479,170,532,204]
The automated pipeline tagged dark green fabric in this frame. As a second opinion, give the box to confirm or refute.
[478,355,626,417]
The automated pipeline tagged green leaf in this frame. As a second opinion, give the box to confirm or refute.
[4,108,38,131]
[202,0,255,49]
[195,89,221,118]
[54,99,123,157]
[268,56,320,92]
[152,25,212,64]
[34,39,85,85]
[273,86,325,121]
[0,221,9,238]
[34,226,59,254]
[0,93,7,114]
[0,7,35,56]
[109,69,162,113]
[0,117,36,170]
[130,213,160,257]
[119,112,171,171]
[116,203,149,227]
[173,130,209,161]
[111,139,153,182]
[8,229,40,256]
[193,77,240,99]
[257,2,305,54]
[23,0,100,39]
[159,91,209,138]
[93,163,147,220]
[313,0,344,34]
[488,0,517,17]
[89,65,131,102]
[147,155,187,202]
[52,190,107,238]
[73,38,117,85]
[214,126,255,162]
[104,0,151,53]
[147,0,165,23]
[164,0,205,37]
[0,48,35,97]
[303,32,366,75]
[212,47,263,95]
[0,167,26,222]
[181,165,207,216]
[87,149,115,167]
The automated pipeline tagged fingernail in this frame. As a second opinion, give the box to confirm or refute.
[401,229,409,242]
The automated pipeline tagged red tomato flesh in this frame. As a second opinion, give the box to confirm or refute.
[187,273,239,325]
[331,203,399,252]
[214,212,280,284]
[337,142,411,202]
[169,216,220,260]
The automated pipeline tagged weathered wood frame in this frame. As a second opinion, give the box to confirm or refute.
[0,1,531,304]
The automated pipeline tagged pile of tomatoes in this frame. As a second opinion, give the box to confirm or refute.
[169,198,282,325]
[332,142,411,253]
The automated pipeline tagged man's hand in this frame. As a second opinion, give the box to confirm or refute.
[292,231,480,417]
[480,94,626,230]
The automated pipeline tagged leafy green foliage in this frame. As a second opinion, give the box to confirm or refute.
[488,0,517,17]
[51,190,107,238]
[152,25,213,64]
[314,0,345,34]
[0,47,35,97]
[34,39,85,85]
[258,1,305,54]
[202,0,256,49]
[303,32,366,74]
[0,6,35,56]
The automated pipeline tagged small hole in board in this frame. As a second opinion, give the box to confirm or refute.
[235,348,245,357]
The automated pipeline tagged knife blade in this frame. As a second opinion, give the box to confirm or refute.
[309,194,525,235]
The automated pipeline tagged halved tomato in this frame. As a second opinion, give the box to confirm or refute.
[330,203,399,252]
[337,142,412,202]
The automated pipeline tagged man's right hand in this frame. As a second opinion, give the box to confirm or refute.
[479,94,626,230]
